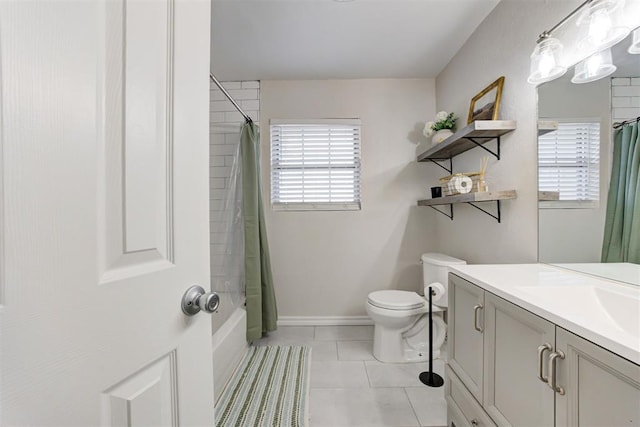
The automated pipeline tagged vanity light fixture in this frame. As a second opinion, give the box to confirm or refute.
[571,48,617,83]
[576,0,630,53]
[528,36,567,84]
[528,0,628,85]
[628,28,640,53]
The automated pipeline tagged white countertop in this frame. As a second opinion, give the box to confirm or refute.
[449,264,640,365]
[551,262,640,286]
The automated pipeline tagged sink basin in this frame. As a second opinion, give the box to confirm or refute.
[518,285,640,337]
[594,287,640,337]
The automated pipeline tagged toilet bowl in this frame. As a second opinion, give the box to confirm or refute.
[366,290,446,363]
[365,253,466,363]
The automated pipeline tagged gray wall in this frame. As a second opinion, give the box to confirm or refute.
[260,79,439,318]
[432,0,580,264]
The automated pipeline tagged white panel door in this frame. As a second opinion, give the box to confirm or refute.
[0,0,214,425]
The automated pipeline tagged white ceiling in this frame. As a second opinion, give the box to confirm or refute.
[210,0,501,81]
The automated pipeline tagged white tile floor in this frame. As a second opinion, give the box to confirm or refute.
[252,325,447,427]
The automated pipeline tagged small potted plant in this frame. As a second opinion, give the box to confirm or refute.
[423,111,457,145]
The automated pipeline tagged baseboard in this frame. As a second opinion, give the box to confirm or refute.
[277,316,374,326]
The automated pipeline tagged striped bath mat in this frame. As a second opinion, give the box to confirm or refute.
[215,345,312,427]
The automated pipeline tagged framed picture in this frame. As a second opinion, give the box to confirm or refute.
[467,76,505,124]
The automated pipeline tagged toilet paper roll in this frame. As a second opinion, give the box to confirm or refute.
[425,282,447,305]
[451,175,472,194]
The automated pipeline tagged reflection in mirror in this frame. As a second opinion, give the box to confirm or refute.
[537,29,640,286]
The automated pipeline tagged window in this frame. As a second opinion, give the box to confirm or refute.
[538,119,600,207]
[270,119,361,211]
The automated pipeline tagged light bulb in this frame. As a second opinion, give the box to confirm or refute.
[586,52,604,76]
[538,50,556,78]
[528,37,567,85]
[577,0,630,53]
[571,48,617,84]
[588,8,613,45]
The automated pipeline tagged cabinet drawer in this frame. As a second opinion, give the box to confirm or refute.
[446,365,496,427]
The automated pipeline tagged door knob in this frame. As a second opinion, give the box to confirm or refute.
[181,285,220,316]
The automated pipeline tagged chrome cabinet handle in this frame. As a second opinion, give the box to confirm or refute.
[537,343,552,383]
[473,304,484,332]
[548,350,566,395]
[181,285,220,316]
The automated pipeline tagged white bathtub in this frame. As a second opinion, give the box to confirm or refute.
[211,306,248,402]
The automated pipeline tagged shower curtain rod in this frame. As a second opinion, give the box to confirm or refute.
[209,73,252,123]
[613,116,640,129]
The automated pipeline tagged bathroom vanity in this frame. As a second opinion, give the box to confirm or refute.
[445,264,640,427]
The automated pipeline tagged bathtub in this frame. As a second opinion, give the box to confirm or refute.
[211,306,248,402]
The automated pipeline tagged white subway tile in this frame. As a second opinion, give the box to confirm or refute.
[210,134,225,145]
[224,111,245,122]
[210,156,225,167]
[220,81,242,89]
[211,145,238,156]
[632,78,640,86]
[209,200,225,211]
[241,81,260,89]
[241,100,260,110]
[612,97,632,107]
[210,112,225,123]
[211,167,231,178]
[225,134,239,145]
[224,156,236,166]
[210,232,226,244]
[211,178,226,189]
[613,86,640,97]
[211,100,235,112]
[211,91,227,101]
[210,244,226,255]
[612,77,631,86]
[226,89,258,100]
[210,189,227,200]
[613,107,640,120]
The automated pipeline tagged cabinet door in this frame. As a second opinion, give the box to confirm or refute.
[449,274,485,402]
[483,293,555,426]
[555,328,640,426]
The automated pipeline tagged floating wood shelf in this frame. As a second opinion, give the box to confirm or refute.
[538,120,558,136]
[418,190,517,223]
[417,120,516,167]
[538,190,560,201]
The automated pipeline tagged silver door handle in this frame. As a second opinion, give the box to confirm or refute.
[181,285,220,316]
[547,350,565,395]
[473,304,483,332]
[536,343,552,383]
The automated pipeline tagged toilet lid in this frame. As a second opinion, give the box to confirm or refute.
[367,290,425,310]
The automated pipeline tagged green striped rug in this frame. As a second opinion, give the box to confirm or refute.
[215,345,311,427]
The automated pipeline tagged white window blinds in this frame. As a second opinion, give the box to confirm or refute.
[270,119,361,211]
[538,120,600,204]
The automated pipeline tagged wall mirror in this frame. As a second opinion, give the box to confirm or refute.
[537,28,640,286]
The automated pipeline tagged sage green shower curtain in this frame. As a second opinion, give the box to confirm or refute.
[241,121,277,341]
[601,121,640,263]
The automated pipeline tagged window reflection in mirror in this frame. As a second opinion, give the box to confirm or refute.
[537,29,640,286]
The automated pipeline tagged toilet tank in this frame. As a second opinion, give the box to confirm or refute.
[421,253,466,306]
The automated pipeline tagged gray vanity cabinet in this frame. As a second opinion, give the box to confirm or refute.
[483,293,555,427]
[449,274,485,403]
[447,273,640,427]
[555,328,640,426]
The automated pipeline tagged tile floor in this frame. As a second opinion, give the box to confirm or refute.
[252,325,447,427]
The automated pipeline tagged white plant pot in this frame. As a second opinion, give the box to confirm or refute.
[431,129,453,145]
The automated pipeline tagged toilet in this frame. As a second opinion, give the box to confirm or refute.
[365,253,466,363]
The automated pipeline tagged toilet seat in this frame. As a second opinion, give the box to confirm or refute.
[367,290,425,310]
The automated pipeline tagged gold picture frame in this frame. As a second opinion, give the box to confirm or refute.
[467,76,505,124]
